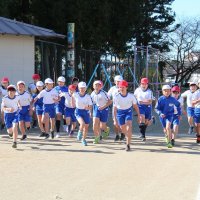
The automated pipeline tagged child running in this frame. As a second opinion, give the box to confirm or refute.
[32,81,45,137]
[155,85,181,148]
[171,85,185,146]
[34,78,60,139]
[113,80,140,151]
[91,80,112,144]
[0,77,9,130]
[60,84,77,137]
[191,87,200,143]
[55,76,68,138]
[73,81,93,146]
[108,75,125,141]
[134,78,153,141]
[181,82,198,134]
[17,81,33,140]
[2,85,21,148]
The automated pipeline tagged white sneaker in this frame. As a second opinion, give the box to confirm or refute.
[56,133,60,138]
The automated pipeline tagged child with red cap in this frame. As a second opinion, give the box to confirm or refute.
[134,77,154,141]
[113,80,140,151]
[171,85,185,146]
[2,85,21,148]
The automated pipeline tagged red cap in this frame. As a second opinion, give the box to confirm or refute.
[68,84,77,90]
[1,77,9,83]
[141,78,149,84]
[32,74,40,80]
[118,80,128,87]
[171,86,180,92]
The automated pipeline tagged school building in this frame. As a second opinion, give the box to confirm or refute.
[0,16,66,86]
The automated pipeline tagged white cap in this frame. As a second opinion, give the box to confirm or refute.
[162,85,171,90]
[93,80,102,85]
[45,78,54,84]
[57,76,66,82]
[114,75,123,82]
[189,82,197,86]
[36,81,44,87]
[78,81,87,88]
[7,84,16,91]
[197,79,200,83]
[17,80,25,85]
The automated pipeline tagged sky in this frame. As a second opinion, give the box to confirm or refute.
[172,0,200,19]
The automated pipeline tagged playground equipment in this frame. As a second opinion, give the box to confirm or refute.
[78,46,160,97]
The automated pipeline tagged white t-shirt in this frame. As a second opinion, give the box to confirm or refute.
[181,90,195,107]
[60,92,75,108]
[2,95,20,113]
[91,90,110,107]
[17,91,32,106]
[192,89,200,108]
[37,88,59,104]
[113,93,137,110]
[134,87,153,103]
[73,92,93,109]
[108,86,119,98]
[174,96,184,114]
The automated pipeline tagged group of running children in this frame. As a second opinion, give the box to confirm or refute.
[0,74,200,151]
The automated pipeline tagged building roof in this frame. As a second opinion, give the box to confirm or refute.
[0,16,65,38]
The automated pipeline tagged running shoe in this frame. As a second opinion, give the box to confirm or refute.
[167,142,173,148]
[56,133,60,138]
[100,135,103,140]
[12,142,17,148]
[77,131,83,141]
[196,135,200,143]
[102,127,110,139]
[51,131,54,139]
[114,134,120,141]
[8,133,13,138]
[188,127,194,135]
[120,133,125,141]
[125,144,130,151]
[171,139,175,146]
[93,136,100,144]
[69,130,74,138]
[141,136,146,142]
[39,132,46,137]
[20,135,27,140]
[44,133,50,139]
[165,135,169,144]
[82,139,87,146]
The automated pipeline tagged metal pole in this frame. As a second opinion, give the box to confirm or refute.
[133,45,137,90]
[146,46,149,78]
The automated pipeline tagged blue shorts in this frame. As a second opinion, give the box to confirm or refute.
[93,105,109,123]
[187,107,195,117]
[35,105,43,115]
[65,107,76,122]
[18,106,31,122]
[55,103,65,115]
[171,114,180,129]
[194,108,200,123]
[43,104,56,118]
[117,107,132,126]
[159,115,173,128]
[138,104,152,120]
[75,108,90,124]
[4,112,18,129]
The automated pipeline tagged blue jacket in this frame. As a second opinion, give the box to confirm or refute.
[155,95,181,116]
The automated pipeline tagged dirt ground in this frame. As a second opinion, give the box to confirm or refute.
[0,129,199,200]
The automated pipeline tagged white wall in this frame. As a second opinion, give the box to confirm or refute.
[0,35,34,88]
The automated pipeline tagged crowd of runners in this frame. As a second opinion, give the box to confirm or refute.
[0,74,200,151]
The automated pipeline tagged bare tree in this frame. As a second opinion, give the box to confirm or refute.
[161,18,200,84]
